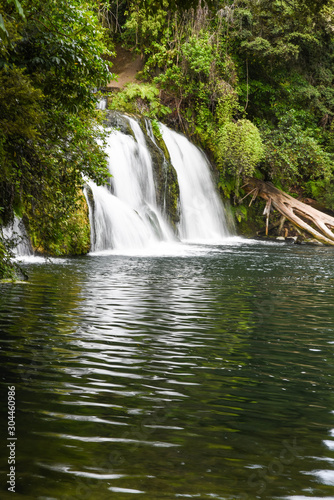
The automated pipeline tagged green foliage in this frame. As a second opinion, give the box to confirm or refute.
[232,0,334,125]
[122,0,170,48]
[0,0,112,263]
[0,67,42,141]
[182,33,214,78]
[27,192,91,256]
[305,178,334,209]
[110,82,171,118]
[151,118,163,140]
[260,112,334,186]
[216,119,265,194]
[0,234,16,280]
[218,175,236,199]
[0,0,25,43]
[215,94,241,127]
[233,204,248,224]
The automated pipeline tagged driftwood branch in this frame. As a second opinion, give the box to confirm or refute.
[244,178,334,245]
[263,198,272,236]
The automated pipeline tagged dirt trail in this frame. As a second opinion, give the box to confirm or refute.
[107,45,144,89]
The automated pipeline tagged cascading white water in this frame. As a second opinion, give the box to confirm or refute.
[87,116,232,252]
[3,218,33,256]
[160,124,230,243]
[87,116,174,252]
[96,96,107,110]
[1,118,232,259]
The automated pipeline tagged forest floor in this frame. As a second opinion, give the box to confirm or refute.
[107,44,144,90]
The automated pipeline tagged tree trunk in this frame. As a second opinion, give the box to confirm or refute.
[244,178,334,245]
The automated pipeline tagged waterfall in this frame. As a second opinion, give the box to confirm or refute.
[96,96,107,110]
[87,115,232,252]
[160,124,230,243]
[86,116,174,252]
[3,218,33,256]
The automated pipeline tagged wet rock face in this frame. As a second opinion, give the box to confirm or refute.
[164,161,180,231]
[139,121,180,231]
[103,110,134,136]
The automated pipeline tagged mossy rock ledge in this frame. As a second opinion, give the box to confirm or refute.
[141,121,180,231]
[103,110,135,137]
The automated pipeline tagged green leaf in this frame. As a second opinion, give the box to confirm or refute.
[0,14,9,38]
[12,0,25,19]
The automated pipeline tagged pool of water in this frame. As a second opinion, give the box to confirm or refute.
[1,241,334,500]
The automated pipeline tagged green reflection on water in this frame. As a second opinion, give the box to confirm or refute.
[0,245,334,500]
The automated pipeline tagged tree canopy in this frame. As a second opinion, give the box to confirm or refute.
[0,0,112,274]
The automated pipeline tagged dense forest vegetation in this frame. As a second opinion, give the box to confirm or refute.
[0,0,111,276]
[1,0,334,277]
[107,0,334,215]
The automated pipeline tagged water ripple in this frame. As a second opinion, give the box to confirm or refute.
[1,243,334,499]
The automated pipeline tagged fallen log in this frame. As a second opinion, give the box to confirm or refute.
[243,178,334,245]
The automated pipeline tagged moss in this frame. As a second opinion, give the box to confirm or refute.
[165,162,180,230]
[27,192,91,256]
[154,131,171,163]
[235,200,266,237]
[60,193,91,255]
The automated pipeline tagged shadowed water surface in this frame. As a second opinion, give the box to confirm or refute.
[0,241,334,500]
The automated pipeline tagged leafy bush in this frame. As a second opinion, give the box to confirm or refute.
[0,231,17,280]
[0,0,111,269]
[182,33,214,79]
[109,83,171,118]
[260,112,334,187]
[216,119,264,195]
